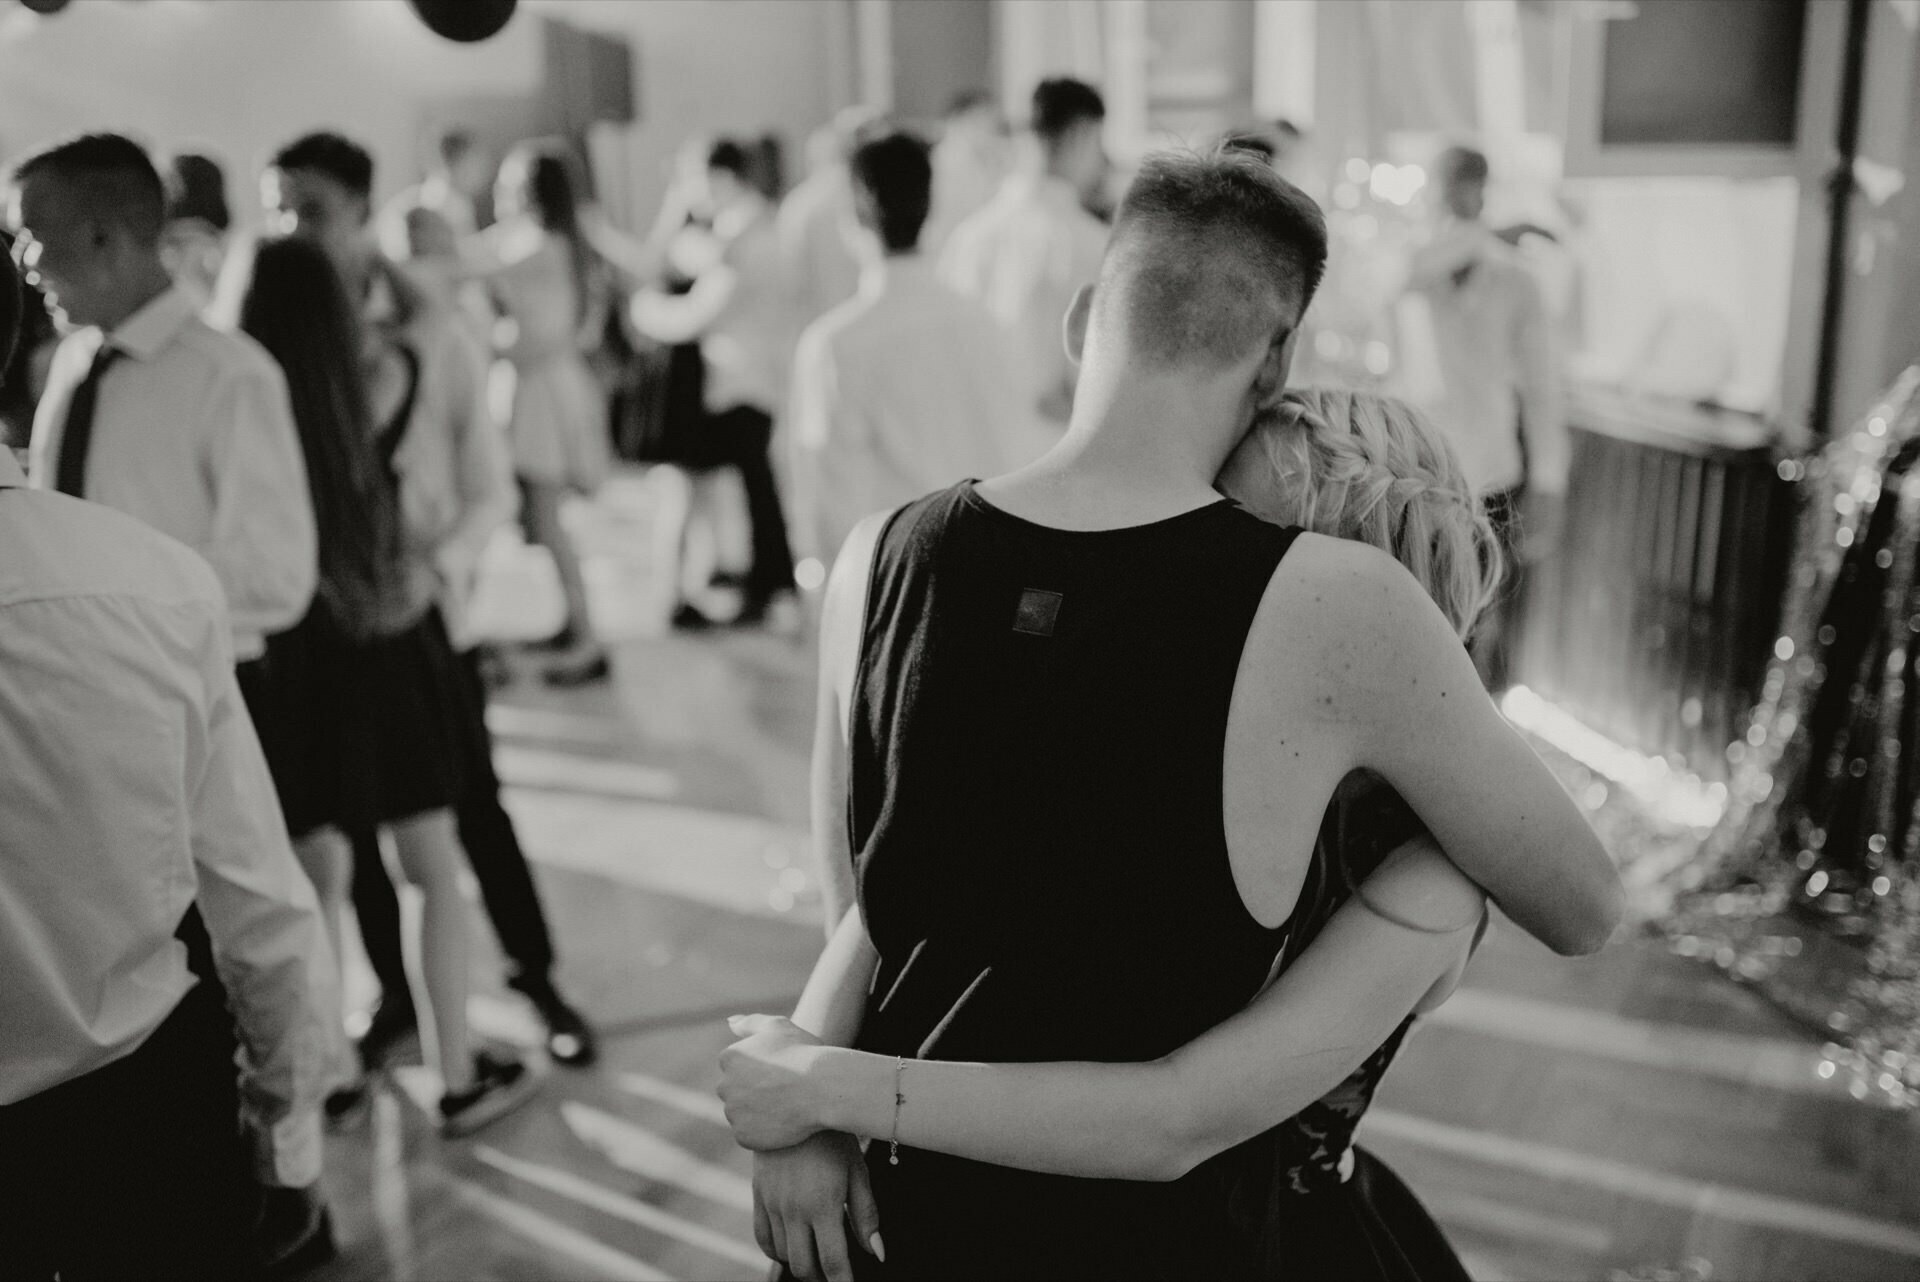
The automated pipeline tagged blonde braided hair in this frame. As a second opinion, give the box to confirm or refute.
[1219,388,1502,639]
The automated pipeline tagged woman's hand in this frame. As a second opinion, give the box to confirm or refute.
[720,1014,834,1152]
[753,1132,883,1282]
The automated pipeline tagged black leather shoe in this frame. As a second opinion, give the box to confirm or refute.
[354,997,418,1072]
[514,977,599,1067]
[254,1183,336,1276]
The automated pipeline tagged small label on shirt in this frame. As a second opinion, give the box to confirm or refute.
[1012,589,1063,637]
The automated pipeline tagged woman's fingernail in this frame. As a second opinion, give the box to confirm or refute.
[869,1232,885,1262]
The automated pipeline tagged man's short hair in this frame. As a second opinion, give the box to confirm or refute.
[270,131,375,200]
[706,138,752,179]
[164,153,230,231]
[436,126,475,168]
[11,133,166,248]
[849,130,933,255]
[1098,148,1328,369]
[1437,145,1489,188]
[1031,78,1105,145]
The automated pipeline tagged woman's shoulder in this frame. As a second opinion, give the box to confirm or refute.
[1246,532,1464,717]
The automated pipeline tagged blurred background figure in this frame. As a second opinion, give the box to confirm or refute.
[478,142,614,685]
[920,89,1009,258]
[395,125,492,239]
[777,105,885,334]
[941,76,1109,434]
[1398,144,1567,691]
[631,138,797,631]
[159,151,232,309]
[788,129,1026,570]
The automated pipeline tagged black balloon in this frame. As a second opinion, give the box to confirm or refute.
[20,0,74,15]
[406,0,517,43]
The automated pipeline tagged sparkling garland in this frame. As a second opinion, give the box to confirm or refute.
[1661,367,1920,1108]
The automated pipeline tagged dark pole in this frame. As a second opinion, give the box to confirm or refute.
[1810,0,1872,440]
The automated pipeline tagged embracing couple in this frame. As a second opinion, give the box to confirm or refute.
[717,149,1623,1281]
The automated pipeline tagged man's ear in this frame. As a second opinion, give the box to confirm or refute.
[1063,283,1095,365]
[1250,326,1297,410]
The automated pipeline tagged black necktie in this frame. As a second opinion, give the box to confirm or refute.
[53,343,124,498]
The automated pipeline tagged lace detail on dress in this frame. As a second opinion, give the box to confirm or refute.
[1266,1020,1414,1194]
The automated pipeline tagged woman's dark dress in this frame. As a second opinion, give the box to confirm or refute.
[247,346,468,836]
[843,482,1468,1281]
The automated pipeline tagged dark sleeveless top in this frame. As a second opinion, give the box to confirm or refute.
[848,483,1299,1279]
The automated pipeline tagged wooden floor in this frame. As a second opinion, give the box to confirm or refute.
[299,473,1920,1282]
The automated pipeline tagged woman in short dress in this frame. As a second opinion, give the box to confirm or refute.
[474,142,612,684]
[228,236,538,1135]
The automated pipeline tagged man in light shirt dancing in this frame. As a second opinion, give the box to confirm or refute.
[789,129,1029,570]
[0,251,340,1278]
[1401,145,1568,689]
[941,77,1111,437]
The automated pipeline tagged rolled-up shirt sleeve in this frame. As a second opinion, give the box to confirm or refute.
[201,361,317,652]
[188,623,339,1187]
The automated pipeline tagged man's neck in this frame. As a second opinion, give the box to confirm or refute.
[98,265,173,334]
[985,359,1253,527]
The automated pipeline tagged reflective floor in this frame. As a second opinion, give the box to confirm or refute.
[306,472,1920,1282]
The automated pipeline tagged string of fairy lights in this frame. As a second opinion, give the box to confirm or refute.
[1662,367,1920,1108]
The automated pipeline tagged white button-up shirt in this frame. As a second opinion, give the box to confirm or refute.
[0,450,336,1186]
[1399,228,1569,497]
[939,173,1109,428]
[28,285,317,661]
[789,256,1038,562]
[777,165,863,330]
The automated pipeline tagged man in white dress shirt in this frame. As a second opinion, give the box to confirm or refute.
[920,90,1011,259]
[789,129,1029,567]
[779,106,886,332]
[1400,145,1567,688]
[941,77,1111,433]
[10,134,317,670]
[0,256,338,1278]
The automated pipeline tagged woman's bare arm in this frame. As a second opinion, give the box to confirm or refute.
[726,839,1482,1181]
[1290,538,1622,954]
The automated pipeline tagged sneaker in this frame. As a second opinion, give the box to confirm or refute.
[519,625,580,654]
[731,591,802,635]
[439,1050,541,1137]
[354,997,418,1072]
[323,1077,373,1132]
[542,650,611,688]
[252,1183,336,1276]
[514,977,599,1068]
[669,601,718,632]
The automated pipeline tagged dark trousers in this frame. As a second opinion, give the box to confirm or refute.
[713,405,796,600]
[0,916,250,1281]
[1472,486,1527,692]
[350,646,556,1002]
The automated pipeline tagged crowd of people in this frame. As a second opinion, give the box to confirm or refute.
[0,67,1602,1282]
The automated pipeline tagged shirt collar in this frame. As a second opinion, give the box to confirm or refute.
[0,449,26,488]
[863,252,938,296]
[107,284,197,361]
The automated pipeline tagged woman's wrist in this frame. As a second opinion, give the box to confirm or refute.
[812,1047,890,1138]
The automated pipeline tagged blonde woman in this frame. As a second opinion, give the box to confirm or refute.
[716,151,1618,1282]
